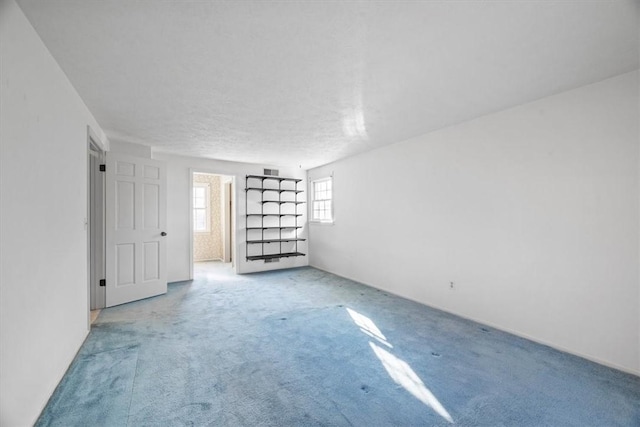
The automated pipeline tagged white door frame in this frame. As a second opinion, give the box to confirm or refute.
[189,169,237,279]
[223,181,232,263]
[86,126,108,328]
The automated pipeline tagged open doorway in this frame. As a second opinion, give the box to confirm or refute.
[190,171,235,278]
[87,129,106,326]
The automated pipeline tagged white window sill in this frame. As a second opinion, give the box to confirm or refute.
[310,220,334,226]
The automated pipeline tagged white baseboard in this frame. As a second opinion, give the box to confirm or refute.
[309,264,640,377]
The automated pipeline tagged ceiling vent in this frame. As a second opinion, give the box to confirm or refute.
[264,168,279,176]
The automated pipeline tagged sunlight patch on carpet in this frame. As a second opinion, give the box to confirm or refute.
[347,306,453,424]
[346,307,393,348]
[370,342,454,424]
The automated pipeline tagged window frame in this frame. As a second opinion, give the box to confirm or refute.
[193,182,211,233]
[310,177,333,224]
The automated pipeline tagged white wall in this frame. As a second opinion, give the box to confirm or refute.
[152,152,308,281]
[0,0,108,425]
[109,139,153,158]
[309,71,640,374]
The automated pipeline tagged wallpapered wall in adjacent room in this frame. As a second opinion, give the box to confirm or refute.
[193,174,223,261]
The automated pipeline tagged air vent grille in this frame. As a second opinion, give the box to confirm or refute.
[263,168,279,176]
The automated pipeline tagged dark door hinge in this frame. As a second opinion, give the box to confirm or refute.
[99,164,106,172]
[99,279,106,287]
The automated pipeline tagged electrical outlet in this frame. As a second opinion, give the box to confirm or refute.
[450,281,454,290]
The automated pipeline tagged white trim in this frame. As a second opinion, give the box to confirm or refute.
[188,170,194,280]
[310,220,335,226]
[86,128,106,329]
[193,182,211,233]
[310,176,334,224]
[87,125,109,152]
[309,264,640,377]
[189,169,238,279]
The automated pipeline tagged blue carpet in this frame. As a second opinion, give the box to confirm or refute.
[37,345,138,426]
[37,263,640,426]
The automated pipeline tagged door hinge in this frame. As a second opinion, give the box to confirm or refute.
[99,279,106,287]
[99,164,106,172]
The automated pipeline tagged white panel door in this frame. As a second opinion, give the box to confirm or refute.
[105,152,167,307]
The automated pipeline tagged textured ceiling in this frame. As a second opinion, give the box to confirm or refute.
[16,0,639,168]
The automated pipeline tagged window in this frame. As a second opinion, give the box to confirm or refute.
[311,177,333,222]
[193,183,211,232]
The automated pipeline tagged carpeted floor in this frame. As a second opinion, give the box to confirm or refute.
[37,262,640,426]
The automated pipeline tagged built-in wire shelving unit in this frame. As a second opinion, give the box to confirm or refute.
[245,175,306,262]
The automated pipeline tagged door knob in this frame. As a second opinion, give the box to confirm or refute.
[161,232,167,236]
